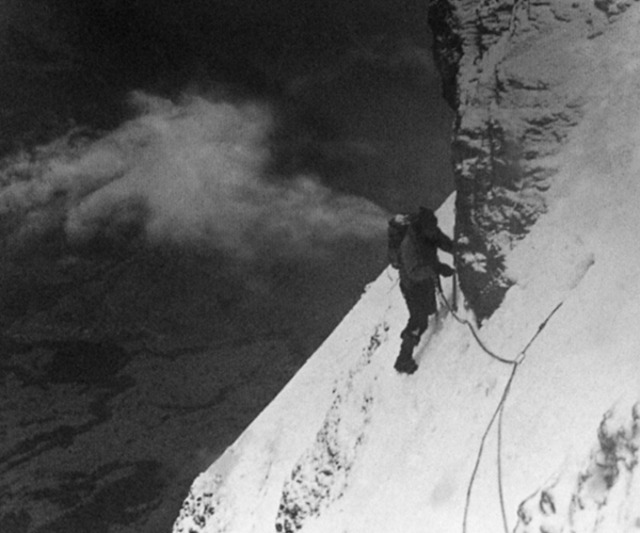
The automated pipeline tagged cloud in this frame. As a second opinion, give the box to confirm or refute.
[0,91,388,261]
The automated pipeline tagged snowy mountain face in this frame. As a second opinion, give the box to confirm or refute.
[430,0,636,320]
[173,1,640,532]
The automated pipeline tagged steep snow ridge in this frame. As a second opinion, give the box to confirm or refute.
[494,2,640,527]
[171,256,411,532]
[173,2,640,532]
[273,325,381,532]
[172,194,463,533]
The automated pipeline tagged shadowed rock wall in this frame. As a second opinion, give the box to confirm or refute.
[428,0,631,320]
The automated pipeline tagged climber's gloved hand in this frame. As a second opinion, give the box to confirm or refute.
[438,263,455,278]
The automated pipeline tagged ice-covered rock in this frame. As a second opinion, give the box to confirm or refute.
[516,399,640,533]
[428,0,637,319]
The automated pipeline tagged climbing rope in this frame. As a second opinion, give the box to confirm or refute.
[435,281,563,533]
[497,405,508,533]
[461,364,517,533]
[437,284,519,366]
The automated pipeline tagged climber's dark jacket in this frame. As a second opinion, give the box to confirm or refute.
[388,211,454,317]
[389,215,453,282]
[399,223,453,285]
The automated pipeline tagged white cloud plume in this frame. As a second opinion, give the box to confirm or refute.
[0,91,388,259]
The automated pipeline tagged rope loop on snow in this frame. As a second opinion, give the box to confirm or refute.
[434,279,563,533]
[436,283,562,368]
[436,284,517,365]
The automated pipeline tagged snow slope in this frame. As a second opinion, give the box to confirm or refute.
[173,3,640,532]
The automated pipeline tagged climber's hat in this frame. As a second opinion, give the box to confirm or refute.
[417,206,437,227]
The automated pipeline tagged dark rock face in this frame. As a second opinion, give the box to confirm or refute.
[427,0,626,320]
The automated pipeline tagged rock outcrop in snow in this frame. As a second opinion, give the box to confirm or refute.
[516,400,640,533]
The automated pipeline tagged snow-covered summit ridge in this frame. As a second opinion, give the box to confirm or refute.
[173,2,640,532]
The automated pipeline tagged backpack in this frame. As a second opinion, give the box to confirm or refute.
[387,214,411,269]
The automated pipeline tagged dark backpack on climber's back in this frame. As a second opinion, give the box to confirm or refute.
[387,214,411,269]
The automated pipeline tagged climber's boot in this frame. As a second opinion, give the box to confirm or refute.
[394,335,419,374]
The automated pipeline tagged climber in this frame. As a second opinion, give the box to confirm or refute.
[388,206,455,374]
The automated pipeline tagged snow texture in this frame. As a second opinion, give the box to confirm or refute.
[274,325,383,532]
[173,1,640,532]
